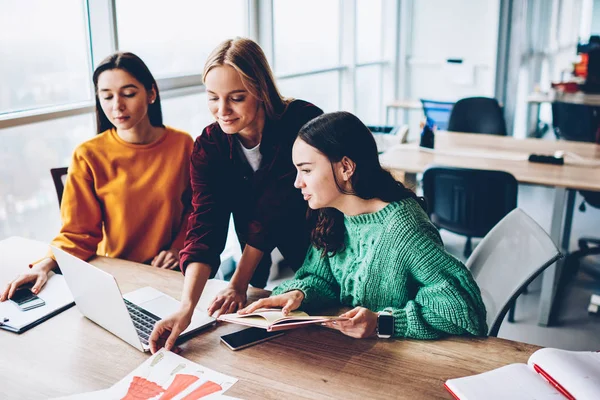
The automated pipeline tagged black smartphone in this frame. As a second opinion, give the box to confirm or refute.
[220,327,285,351]
[10,284,45,311]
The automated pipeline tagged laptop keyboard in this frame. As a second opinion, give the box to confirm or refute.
[124,299,161,345]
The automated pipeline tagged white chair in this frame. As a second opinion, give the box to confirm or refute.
[466,208,561,337]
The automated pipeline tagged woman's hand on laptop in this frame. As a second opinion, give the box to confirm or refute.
[238,290,304,316]
[149,308,192,354]
[0,258,55,302]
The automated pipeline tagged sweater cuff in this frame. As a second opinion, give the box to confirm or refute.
[272,280,311,305]
[385,307,408,338]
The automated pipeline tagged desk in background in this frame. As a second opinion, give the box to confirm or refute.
[0,237,540,400]
[380,132,600,327]
[527,91,600,138]
[385,99,424,125]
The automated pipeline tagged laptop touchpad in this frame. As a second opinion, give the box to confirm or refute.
[136,295,179,319]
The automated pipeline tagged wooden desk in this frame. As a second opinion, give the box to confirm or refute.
[527,91,600,106]
[380,132,600,326]
[526,91,600,137]
[1,237,541,399]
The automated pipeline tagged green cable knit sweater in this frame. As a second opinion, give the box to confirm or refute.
[272,198,488,339]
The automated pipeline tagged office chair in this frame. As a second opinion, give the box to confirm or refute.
[420,99,454,131]
[447,97,507,135]
[551,102,600,284]
[50,167,68,208]
[466,208,561,337]
[551,102,599,143]
[422,166,518,258]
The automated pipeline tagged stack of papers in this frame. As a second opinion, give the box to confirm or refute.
[52,349,240,399]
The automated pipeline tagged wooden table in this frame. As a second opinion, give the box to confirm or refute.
[380,132,600,326]
[1,237,541,399]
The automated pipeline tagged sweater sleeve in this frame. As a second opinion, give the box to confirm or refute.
[179,128,231,273]
[271,245,340,311]
[170,136,194,251]
[48,148,104,261]
[386,222,488,339]
[170,176,192,251]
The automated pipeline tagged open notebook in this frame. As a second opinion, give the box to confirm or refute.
[445,348,600,400]
[218,308,348,332]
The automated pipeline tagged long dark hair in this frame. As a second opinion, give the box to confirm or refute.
[298,111,426,256]
[92,52,164,134]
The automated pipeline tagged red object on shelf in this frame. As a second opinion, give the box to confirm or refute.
[574,53,589,78]
[551,81,580,93]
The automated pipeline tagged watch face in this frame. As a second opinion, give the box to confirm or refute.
[378,314,394,336]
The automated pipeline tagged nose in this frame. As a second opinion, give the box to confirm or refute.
[217,98,231,117]
[112,95,125,111]
[294,172,304,189]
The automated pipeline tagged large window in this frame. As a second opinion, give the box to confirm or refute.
[273,0,340,76]
[355,65,383,125]
[1,1,250,243]
[277,72,340,114]
[273,0,396,123]
[0,0,400,245]
[0,115,94,242]
[161,92,213,138]
[0,0,92,114]
[116,0,247,78]
[356,0,383,64]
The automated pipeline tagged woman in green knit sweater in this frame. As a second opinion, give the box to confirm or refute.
[240,111,487,339]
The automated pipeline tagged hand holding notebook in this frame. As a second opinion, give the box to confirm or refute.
[445,348,600,400]
[218,308,348,332]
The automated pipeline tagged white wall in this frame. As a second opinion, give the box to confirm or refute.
[400,0,501,138]
[591,0,600,34]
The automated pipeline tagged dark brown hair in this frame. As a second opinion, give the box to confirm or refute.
[298,111,426,256]
[92,52,163,134]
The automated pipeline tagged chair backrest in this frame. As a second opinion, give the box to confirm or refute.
[420,99,454,131]
[466,208,561,337]
[50,167,68,208]
[551,102,599,143]
[422,166,518,238]
[447,97,507,135]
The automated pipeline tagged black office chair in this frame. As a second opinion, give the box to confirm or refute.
[551,102,599,142]
[422,166,518,259]
[50,167,68,208]
[447,97,507,135]
[551,102,600,283]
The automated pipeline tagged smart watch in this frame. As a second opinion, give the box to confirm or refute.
[376,311,394,339]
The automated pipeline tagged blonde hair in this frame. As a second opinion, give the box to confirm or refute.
[203,37,290,119]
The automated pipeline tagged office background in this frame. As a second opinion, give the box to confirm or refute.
[0,0,593,245]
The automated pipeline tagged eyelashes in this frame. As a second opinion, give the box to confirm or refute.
[101,93,137,101]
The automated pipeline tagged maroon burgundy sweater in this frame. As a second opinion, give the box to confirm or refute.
[179,100,323,274]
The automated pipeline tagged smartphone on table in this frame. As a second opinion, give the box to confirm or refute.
[220,327,285,351]
[10,283,46,311]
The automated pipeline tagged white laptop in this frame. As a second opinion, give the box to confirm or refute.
[52,246,216,352]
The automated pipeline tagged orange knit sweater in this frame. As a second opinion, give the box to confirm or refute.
[47,126,193,263]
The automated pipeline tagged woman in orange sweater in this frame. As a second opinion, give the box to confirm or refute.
[0,52,193,302]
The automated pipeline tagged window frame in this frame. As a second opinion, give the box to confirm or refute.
[0,0,400,128]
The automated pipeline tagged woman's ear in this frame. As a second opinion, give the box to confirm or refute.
[148,85,157,105]
[340,156,356,181]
